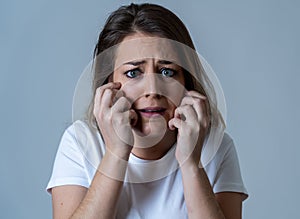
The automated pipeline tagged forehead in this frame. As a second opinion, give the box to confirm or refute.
[114,35,180,69]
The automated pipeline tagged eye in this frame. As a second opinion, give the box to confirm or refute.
[160,68,176,77]
[125,68,141,78]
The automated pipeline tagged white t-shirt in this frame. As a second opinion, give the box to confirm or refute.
[47,120,248,218]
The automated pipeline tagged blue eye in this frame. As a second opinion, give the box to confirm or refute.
[125,69,141,78]
[160,68,176,77]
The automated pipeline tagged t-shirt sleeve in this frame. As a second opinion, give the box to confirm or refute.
[46,124,89,193]
[212,136,248,200]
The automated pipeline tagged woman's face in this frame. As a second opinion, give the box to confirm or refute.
[113,33,186,135]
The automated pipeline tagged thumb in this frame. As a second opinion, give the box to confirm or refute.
[168,117,182,130]
[129,109,138,127]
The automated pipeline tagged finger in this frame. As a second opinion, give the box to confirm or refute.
[93,87,101,116]
[174,105,197,123]
[186,90,207,100]
[113,89,125,104]
[96,82,122,100]
[186,91,210,121]
[180,96,207,121]
[101,88,114,109]
[112,96,131,113]
[94,82,121,114]
[129,109,138,126]
[168,117,182,130]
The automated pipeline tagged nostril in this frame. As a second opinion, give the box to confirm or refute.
[145,93,161,98]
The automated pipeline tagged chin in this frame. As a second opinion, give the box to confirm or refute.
[132,116,169,148]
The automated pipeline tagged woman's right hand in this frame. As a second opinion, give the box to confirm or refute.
[93,82,138,159]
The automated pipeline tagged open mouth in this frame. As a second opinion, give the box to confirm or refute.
[137,107,166,117]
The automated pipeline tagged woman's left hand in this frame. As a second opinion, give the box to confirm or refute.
[168,90,210,166]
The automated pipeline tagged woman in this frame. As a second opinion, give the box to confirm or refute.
[47,3,248,218]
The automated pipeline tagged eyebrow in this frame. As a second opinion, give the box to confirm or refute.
[124,60,146,66]
[158,60,174,65]
[123,60,174,66]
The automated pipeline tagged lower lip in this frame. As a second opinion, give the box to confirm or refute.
[139,111,165,118]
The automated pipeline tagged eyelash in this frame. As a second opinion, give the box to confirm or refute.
[124,68,141,78]
[160,68,177,77]
[124,68,177,78]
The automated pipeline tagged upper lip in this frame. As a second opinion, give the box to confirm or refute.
[137,107,166,112]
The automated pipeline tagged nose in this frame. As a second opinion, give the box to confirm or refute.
[144,73,162,98]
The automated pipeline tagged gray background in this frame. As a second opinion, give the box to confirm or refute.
[1,0,299,218]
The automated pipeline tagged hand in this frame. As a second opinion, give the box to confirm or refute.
[93,82,138,159]
[168,91,210,165]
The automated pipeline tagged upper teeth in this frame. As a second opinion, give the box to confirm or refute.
[143,109,161,112]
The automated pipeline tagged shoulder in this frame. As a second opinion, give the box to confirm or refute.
[59,120,106,165]
[208,132,248,198]
[212,132,238,166]
[63,120,95,138]
[221,132,234,145]
[47,120,105,190]
[62,120,101,145]
[219,132,235,154]
[203,132,237,179]
[201,131,235,167]
[46,121,100,192]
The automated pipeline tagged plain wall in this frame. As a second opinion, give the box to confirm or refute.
[1,0,299,218]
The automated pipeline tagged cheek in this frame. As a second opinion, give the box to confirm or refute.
[161,78,186,106]
[167,101,177,117]
[164,87,185,108]
[120,80,145,103]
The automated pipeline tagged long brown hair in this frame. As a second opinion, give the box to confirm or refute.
[87,3,218,129]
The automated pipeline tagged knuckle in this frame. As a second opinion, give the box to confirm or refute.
[194,98,201,105]
[96,86,104,93]
[188,90,197,95]
[182,96,188,102]
[185,104,193,111]
[114,115,128,126]
[95,87,101,92]
[104,89,112,96]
